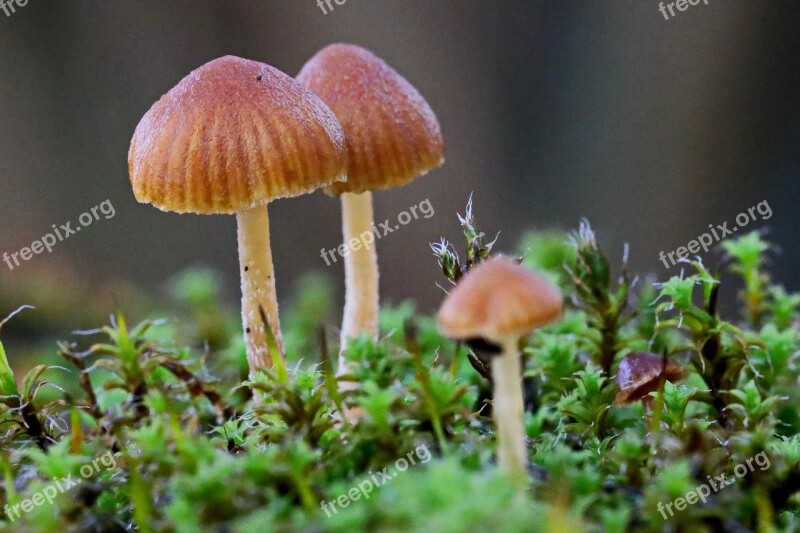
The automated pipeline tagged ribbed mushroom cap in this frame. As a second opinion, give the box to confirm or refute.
[296,44,444,196]
[614,352,687,405]
[437,257,563,343]
[129,55,346,214]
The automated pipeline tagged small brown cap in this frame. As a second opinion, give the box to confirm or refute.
[614,352,687,405]
[296,44,444,196]
[437,257,563,343]
[129,55,346,214]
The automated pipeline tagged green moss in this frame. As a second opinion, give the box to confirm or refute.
[0,212,799,532]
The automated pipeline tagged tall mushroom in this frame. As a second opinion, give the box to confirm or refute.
[297,44,444,370]
[129,56,346,375]
[437,257,562,486]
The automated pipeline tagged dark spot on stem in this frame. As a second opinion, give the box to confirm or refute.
[244,266,249,272]
[246,328,251,333]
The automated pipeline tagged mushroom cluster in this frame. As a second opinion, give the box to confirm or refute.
[129,47,444,381]
[437,257,563,486]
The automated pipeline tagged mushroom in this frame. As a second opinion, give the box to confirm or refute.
[437,257,563,485]
[129,56,346,375]
[614,352,687,408]
[297,44,444,371]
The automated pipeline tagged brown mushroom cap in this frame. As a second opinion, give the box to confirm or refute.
[296,44,444,196]
[614,352,687,405]
[129,55,346,214]
[437,257,563,343]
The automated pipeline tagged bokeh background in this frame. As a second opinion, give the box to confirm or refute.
[1,1,798,348]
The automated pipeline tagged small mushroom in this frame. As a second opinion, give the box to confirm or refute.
[297,44,445,371]
[129,56,346,375]
[614,352,687,407]
[437,257,563,486]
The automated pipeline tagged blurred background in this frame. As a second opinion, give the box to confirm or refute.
[1,1,798,352]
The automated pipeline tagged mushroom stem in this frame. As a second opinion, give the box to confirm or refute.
[492,337,528,487]
[237,204,285,374]
[339,191,380,367]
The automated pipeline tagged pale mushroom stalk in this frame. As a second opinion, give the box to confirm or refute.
[340,191,379,366]
[237,204,284,371]
[493,337,527,486]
